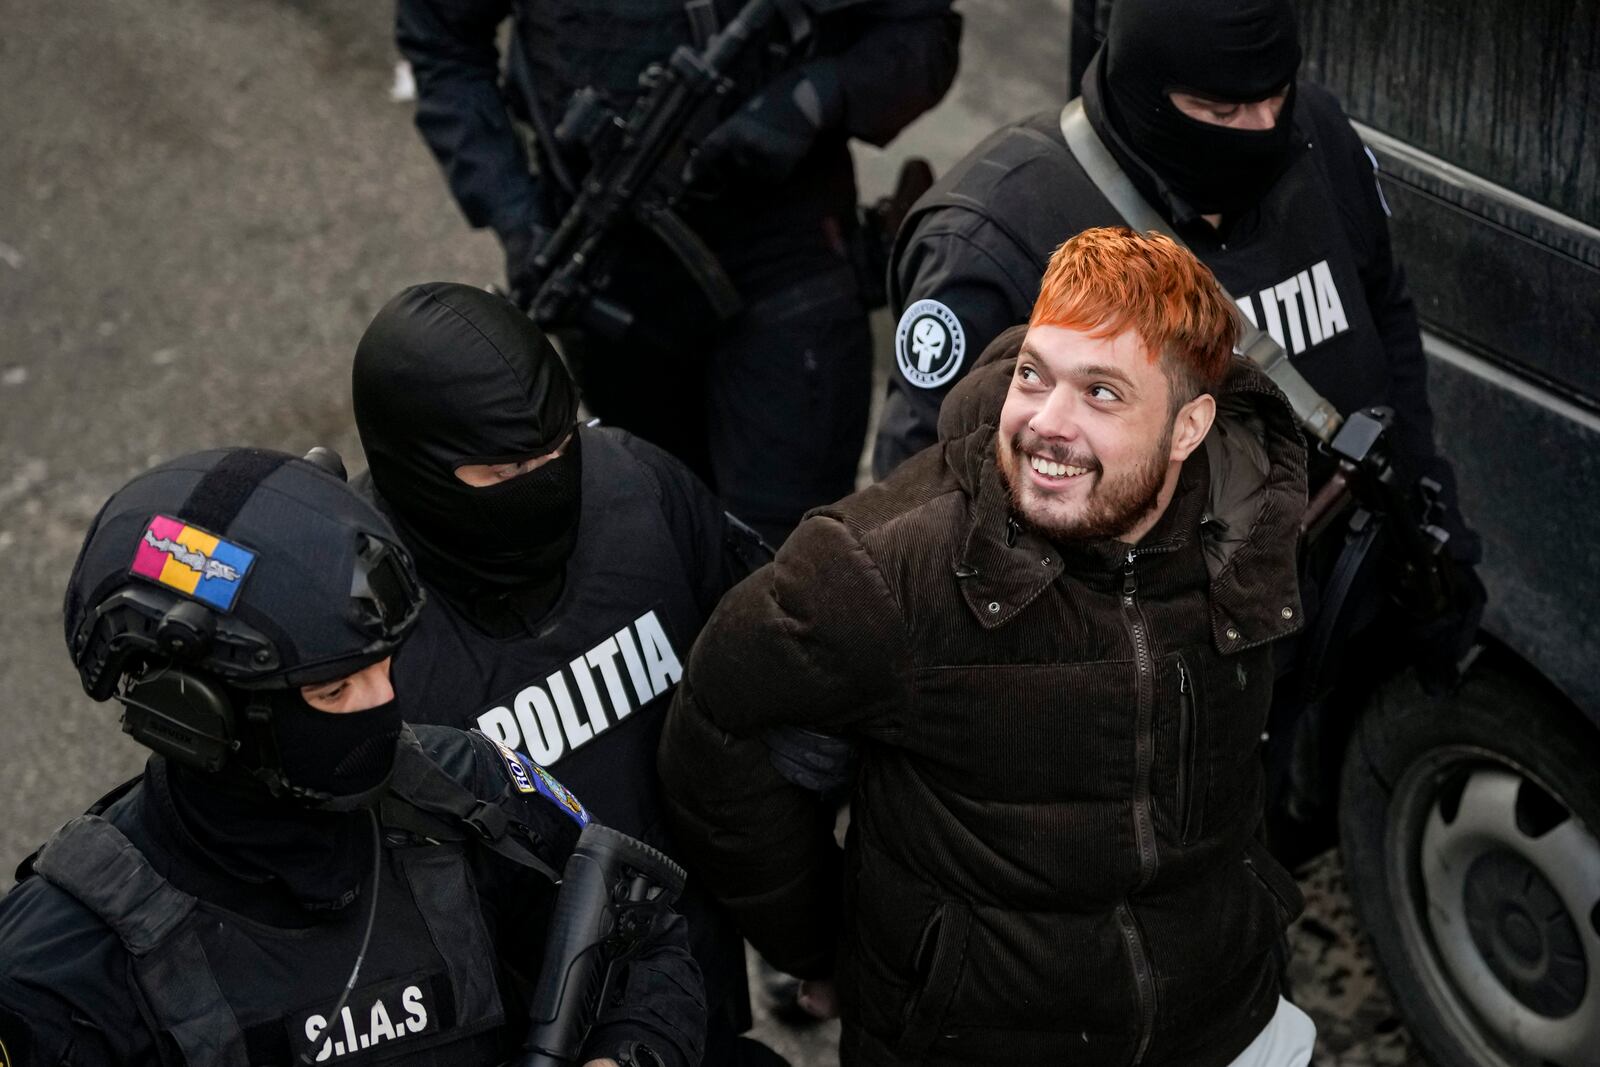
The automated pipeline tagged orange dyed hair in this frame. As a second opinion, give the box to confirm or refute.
[1030,227,1238,408]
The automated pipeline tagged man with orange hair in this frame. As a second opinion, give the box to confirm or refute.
[660,228,1317,1066]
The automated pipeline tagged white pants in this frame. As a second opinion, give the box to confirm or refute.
[1224,997,1317,1067]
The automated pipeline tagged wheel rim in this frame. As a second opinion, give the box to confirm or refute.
[1386,746,1600,1067]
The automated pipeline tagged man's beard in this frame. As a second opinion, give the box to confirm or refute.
[999,423,1172,543]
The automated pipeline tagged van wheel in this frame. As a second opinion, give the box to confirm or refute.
[1339,666,1600,1067]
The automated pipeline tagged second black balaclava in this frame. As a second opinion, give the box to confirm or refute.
[353,283,582,595]
[1102,0,1302,216]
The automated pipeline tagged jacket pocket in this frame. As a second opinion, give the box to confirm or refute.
[898,903,972,1058]
[1176,654,1202,844]
[1243,838,1305,928]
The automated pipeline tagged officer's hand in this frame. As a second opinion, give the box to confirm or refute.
[690,64,842,186]
[796,977,841,1020]
[765,725,858,794]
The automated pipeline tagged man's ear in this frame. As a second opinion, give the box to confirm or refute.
[1169,393,1217,463]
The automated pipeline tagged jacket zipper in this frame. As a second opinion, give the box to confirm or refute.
[1120,549,1158,1065]
[1177,656,1197,844]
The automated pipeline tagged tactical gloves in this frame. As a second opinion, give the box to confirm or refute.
[692,63,844,185]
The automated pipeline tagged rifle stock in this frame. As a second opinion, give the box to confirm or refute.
[516,823,687,1067]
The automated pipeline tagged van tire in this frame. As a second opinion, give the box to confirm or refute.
[1339,665,1600,1067]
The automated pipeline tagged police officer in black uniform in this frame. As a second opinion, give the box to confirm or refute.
[875,0,1472,555]
[0,447,703,1066]
[351,283,771,1065]
[396,0,961,544]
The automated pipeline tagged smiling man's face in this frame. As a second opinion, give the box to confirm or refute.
[997,323,1208,544]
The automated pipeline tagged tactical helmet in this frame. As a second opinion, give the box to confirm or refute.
[63,448,424,787]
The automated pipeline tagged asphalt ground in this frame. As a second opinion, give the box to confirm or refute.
[0,2,1421,1062]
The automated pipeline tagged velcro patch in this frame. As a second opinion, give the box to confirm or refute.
[129,514,256,612]
[288,976,440,1063]
[895,298,967,389]
[493,741,588,827]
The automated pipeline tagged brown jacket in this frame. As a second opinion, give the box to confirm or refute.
[660,326,1309,1067]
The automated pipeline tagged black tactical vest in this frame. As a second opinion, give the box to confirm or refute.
[387,426,753,1040]
[392,428,707,843]
[28,735,554,1067]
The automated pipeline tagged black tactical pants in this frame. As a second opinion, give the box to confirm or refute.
[571,261,872,547]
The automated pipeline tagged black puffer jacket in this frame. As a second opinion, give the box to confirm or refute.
[660,326,1309,1067]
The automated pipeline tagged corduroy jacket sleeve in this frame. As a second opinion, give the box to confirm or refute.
[658,512,910,977]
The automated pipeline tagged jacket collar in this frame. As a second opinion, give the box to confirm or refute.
[950,429,1210,631]
[952,443,1065,630]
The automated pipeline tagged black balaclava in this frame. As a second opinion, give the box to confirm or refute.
[258,690,404,806]
[353,284,583,598]
[1102,0,1302,216]
[121,673,404,911]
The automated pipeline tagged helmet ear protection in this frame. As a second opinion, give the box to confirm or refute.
[112,594,257,774]
[118,666,240,774]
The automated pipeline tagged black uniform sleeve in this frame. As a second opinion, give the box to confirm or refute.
[618,430,774,616]
[0,985,113,1067]
[0,882,147,1066]
[809,1,962,148]
[872,213,1040,479]
[395,0,540,236]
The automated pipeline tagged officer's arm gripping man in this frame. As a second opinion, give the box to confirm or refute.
[431,728,708,1067]
[657,515,910,978]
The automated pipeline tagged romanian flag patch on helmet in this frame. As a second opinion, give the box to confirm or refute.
[130,514,257,612]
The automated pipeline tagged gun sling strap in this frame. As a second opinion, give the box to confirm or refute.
[1058,99,1344,444]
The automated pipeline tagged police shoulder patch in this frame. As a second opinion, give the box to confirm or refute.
[895,298,967,390]
[492,741,589,827]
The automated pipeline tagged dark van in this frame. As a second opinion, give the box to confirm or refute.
[1063,3,1600,1064]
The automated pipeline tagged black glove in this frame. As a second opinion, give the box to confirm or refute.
[765,725,858,794]
[691,63,843,185]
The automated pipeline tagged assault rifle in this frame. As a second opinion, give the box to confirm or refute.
[523,0,785,339]
[515,823,687,1067]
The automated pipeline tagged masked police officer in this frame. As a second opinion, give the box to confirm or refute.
[876,0,1472,550]
[351,283,774,1065]
[397,0,961,544]
[0,448,703,1067]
